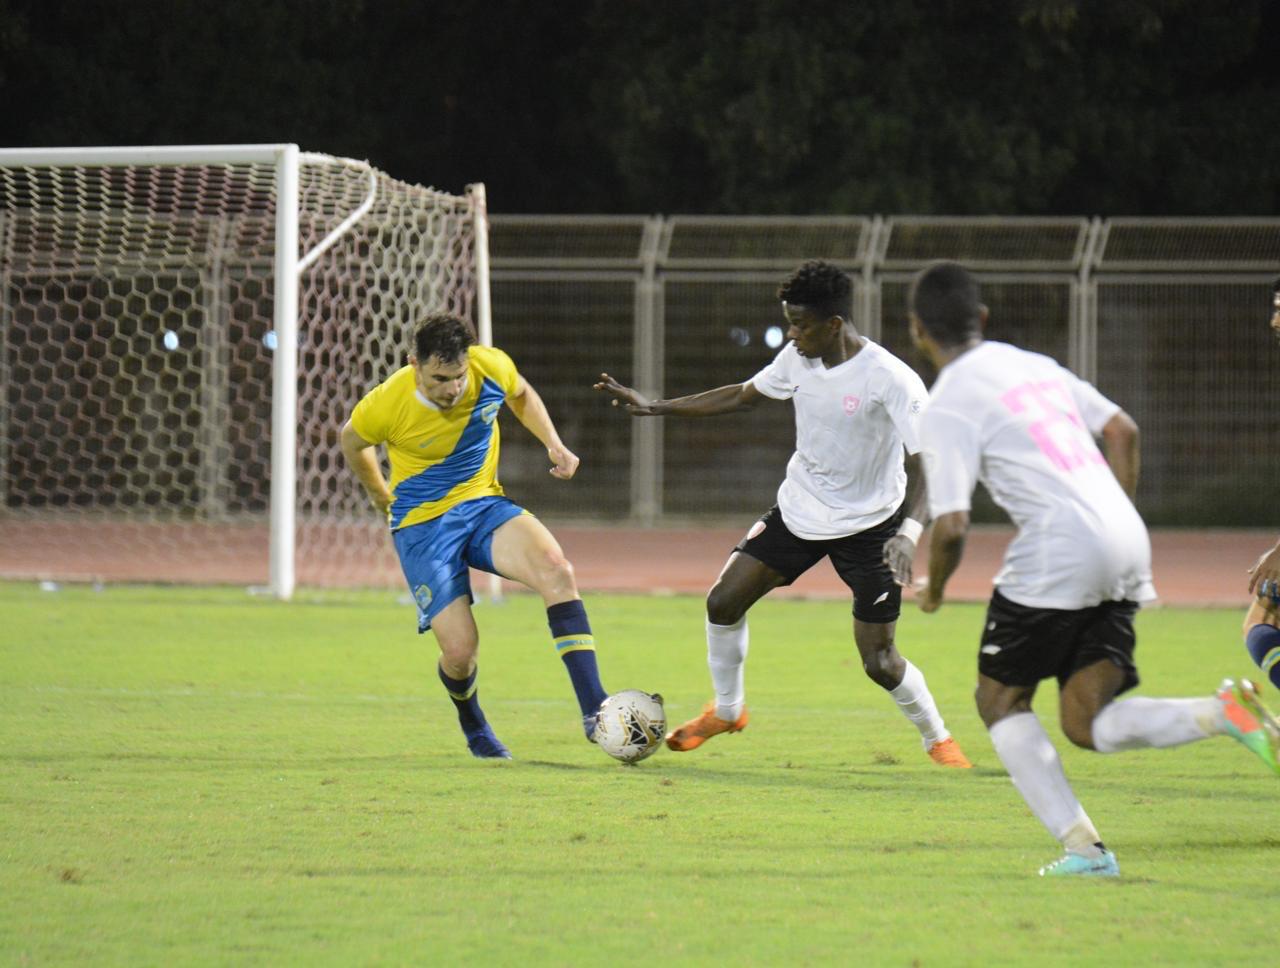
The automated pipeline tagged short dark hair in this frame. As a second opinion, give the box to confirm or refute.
[413,313,475,363]
[777,260,852,320]
[910,261,982,347]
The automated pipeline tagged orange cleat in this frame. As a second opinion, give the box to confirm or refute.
[665,702,749,752]
[926,736,973,768]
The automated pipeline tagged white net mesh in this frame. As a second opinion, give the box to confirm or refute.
[0,152,478,588]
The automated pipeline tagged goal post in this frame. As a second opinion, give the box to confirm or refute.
[0,144,489,599]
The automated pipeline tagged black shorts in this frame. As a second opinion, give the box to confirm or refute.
[978,589,1140,693]
[734,505,903,624]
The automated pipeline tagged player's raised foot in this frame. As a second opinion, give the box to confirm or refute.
[665,702,748,752]
[926,736,973,768]
[1216,678,1280,776]
[1039,849,1120,878]
[464,724,512,760]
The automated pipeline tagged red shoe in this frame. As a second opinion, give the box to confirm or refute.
[926,736,972,768]
[665,702,749,752]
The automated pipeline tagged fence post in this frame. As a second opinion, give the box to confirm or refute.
[862,215,884,342]
[630,216,664,524]
[1073,217,1103,382]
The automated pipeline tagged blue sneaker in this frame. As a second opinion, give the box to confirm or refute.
[464,724,512,759]
[1038,850,1120,878]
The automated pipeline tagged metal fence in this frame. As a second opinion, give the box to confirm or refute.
[490,215,1280,527]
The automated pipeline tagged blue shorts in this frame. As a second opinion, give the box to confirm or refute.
[392,496,526,633]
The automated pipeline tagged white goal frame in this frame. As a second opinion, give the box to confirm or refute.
[0,144,493,600]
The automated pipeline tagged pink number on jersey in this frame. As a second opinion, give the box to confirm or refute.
[1000,380,1106,473]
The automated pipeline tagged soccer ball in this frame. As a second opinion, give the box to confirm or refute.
[594,690,666,763]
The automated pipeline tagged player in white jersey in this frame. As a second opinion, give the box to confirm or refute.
[909,260,1280,877]
[595,260,971,767]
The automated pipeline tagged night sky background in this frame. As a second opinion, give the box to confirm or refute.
[2,0,1278,216]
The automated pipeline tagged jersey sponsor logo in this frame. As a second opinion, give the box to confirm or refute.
[910,399,923,414]
[843,394,861,415]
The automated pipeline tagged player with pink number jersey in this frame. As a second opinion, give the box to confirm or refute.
[910,260,1279,879]
[923,340,1154,612]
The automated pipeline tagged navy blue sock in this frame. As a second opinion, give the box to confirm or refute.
[437,664,486,733]
[548,599,608,715]
[1245,624,1280,690]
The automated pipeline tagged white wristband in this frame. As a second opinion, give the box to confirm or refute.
[896,517,923,544]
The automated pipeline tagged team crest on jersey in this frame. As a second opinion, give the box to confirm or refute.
[910,399,923,414]
[843,395,861,415]
[479,401,501,425]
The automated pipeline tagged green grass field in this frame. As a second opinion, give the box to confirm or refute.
[2,581,1277,965]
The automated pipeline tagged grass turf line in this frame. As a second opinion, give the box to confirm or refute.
[1,582,1277,964]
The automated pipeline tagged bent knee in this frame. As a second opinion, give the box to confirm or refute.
[1060,718,1097,750]
[437,641,477,674]
[529,550,576,592]
[861,649,901,688]
[706,584,746,627]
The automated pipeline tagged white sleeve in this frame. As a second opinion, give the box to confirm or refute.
[750,345,798,400]
[920,406,983,518]
[1060,366,1120,434]
[878,364,929,455]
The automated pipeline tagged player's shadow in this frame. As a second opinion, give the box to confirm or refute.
[519,759,598,771]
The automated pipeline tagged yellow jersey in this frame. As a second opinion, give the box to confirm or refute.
[349,345,520,530]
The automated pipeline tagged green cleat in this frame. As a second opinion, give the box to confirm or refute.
[1217,678,1280,776]
[1039,850,1120,878]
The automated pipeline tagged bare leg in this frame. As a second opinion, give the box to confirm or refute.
[428,595,508,757]
[489,514,607,734]
[704,552,786,718]
[855,619,954,752]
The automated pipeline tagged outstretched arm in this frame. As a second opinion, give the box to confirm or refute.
[883,450,928,586]
[1099,409,1139,499]
[340,421,392,514]
[508,375,579,480]
[593,372,764,416]
[918,510,969,613]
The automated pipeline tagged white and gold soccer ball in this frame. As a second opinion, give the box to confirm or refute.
[594,690,665,763]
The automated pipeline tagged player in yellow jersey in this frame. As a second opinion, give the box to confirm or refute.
[341,314,609,758]
[1243,277,1280,690]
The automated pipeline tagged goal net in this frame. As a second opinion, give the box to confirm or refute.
[0,145,486,596]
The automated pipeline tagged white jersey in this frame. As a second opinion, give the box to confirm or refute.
[920,341,1155,610]
[751,339,927,540]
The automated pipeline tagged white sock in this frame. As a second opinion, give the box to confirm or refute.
[989,712,1103,856]
[707,617,748,721]
[888,659,949,748]
[1091,697,1219,752]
